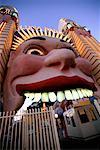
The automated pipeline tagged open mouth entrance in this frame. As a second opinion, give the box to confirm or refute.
[14,88,95,121]
[13,87,99,145]
[22,88,94,107]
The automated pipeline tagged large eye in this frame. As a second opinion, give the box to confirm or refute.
[27,48,44,56]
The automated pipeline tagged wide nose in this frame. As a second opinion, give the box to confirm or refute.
[44,49,76,70]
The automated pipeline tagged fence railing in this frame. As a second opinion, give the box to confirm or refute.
[0,107,61,150]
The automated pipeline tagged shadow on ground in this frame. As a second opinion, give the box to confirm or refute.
[60,136,100,150]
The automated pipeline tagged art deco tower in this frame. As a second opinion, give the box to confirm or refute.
[0,6,19,101]
[58,18,100,140]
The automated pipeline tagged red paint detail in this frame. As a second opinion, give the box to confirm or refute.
[16,76,95,94]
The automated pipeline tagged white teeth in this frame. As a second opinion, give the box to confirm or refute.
[24,93,34,99]
[76,89,84,98]
[81,89,88,97]
[57,91,65,102]
[81,89,89,97]
[24,93,34,100]
[64,90,73,100]
[23,88,93,104]
[34,93,41,102]
[84,89,93,97]
[14,88,93,121]
[42,92,49,102]
[48,92,56,102]
[71,89,80,100]
[89,89,93,96]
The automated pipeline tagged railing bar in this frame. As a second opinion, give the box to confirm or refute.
[18,119,22,150]
[32,109,36,150]
[14,115,18,150]
[41,110,47,150]
[1,111,9,150]
[49,109,57,149]
[35,108,39,150]
[22,115,25,150]
[0,112,5,138]
[24,115,27,149]
[50,109,56,150]
[50,107,61,150]
[10,111,15,150]
[38,108,43,150]
[29,109,32,150]
[44,110,50,150]
[5,111,12,150]
[46,110,54,150]
[26,110,29,150]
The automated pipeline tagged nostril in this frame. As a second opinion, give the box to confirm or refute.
[69,59,76,68]
[60,58,76,70]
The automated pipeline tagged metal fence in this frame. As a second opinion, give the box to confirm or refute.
[0,107,61,150]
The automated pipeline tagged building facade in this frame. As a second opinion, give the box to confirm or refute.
[0,5,100,150]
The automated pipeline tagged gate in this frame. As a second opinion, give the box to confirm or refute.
[0,107,60,150]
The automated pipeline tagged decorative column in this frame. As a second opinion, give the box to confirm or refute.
[0,5,19,96]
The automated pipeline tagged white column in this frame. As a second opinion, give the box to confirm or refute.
[94,99,100,115]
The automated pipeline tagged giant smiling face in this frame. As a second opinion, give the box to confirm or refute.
[3,36,97,111]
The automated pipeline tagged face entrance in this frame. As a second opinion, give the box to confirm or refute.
[13,88,94,121]
[3,35,97,113]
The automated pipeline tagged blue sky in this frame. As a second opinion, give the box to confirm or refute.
[0,0,100,41]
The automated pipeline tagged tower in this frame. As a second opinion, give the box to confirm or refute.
[0,5,19,102]
[59,18,100,139]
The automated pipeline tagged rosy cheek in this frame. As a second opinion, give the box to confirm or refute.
[11,54,44,77]
[75,57,92,76]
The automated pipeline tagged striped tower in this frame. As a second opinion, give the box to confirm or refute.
[0,6,19,98]
[58,18,100,87]
[59,18,100,140]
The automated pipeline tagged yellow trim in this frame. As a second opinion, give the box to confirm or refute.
[11,26,73,50]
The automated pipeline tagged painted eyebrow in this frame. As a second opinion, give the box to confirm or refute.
[27,36,46,41]
[58,41,74,51]
[58,41,78,56]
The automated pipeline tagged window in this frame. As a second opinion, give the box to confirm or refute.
[78,109,89,123]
